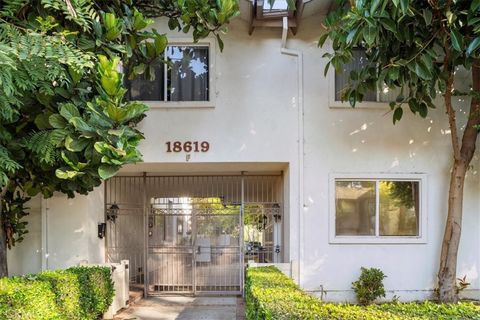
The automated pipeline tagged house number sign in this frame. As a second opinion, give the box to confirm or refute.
[166,141,210,153]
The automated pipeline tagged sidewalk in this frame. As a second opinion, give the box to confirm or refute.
[114,296,244,320]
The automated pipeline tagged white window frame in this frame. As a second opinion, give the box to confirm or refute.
[329,173,428,244]
[133,37,216,109]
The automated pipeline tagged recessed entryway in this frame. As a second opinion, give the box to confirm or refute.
[105,172,285,296]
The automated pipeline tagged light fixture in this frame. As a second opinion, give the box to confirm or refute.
[107,203,119,223]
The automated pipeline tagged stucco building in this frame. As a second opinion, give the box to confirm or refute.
[8,0,480,302]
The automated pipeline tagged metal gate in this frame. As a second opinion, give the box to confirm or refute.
[105,174,283,296]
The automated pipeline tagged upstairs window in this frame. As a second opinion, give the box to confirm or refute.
[333,48,401,105]
[127,45,209,102]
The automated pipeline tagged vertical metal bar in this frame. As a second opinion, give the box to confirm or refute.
[240,174,245,296]
[104,180,108,263]
[375,180,380,237]
[143,173,148,297]
[192,176,197,295]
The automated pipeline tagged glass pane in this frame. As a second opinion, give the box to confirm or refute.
[379,181,419,236]
[126,61,164,101]
[335,48,376,102]
[167,46,209,101]
[335,181,376,236]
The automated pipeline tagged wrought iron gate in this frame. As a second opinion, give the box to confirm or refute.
[105,174,283,296]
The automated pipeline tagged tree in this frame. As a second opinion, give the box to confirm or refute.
[320,0,480,302]
[0,0,238,278]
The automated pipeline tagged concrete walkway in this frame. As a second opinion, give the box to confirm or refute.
[114,296,244,320]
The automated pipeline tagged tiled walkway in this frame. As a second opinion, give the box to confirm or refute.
[114,296,244,320]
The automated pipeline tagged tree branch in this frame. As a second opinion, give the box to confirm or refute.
[444,53,461,160]
[459,59,480,163]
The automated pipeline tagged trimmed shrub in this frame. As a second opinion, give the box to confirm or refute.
[245,266,480,320]
[0,277,61,320]
[67,266,115,318]
[35,270,83,319]
[352,267,386,305]
[0,266,114,320]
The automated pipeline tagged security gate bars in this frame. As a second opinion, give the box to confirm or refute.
[105,174,283,296]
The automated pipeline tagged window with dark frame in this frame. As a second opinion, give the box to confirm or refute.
[334,48,402,103]
[126,45,209,102]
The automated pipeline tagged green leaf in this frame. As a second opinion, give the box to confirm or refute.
[34,113,52,130]
[346,28,359,45]
[65,136,89,152]
[399,0,408,14]
[422,9,432,25]
[98,165,120,179]
[318,33,329,47]
[415,60,432,80]
[471,0,480,12]
[364,26,376,46]
[380,19,396,33]
[370,0,382,15]
[216,34,224,52]
[60,103,80,121]
[393,107,403,124]
[418,103,428,118]
[450,30,463,52]
[154,34,168,55]
[69,117,94,133]
[55,168,83,179]
[49,114,67,129]
[467,37,480,56]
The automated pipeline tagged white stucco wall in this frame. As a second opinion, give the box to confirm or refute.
[10,12,479,302]
[42,186,104,270]
[7,196,42,276]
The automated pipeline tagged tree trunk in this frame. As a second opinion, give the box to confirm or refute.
[0,187,7,278]
[437,60,480,302]
[437,160,467,302]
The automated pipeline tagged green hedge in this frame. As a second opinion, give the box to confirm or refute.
[245,266,480,320]
[0,266,115,320]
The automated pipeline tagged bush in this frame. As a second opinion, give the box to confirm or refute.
[245,266,401,320]
[0,266,114,320]
[67,266,115,318]
[352,267,386,305]
[0,277,61,320]
[245,266,480,320]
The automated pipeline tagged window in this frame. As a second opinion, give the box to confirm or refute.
[329,174,427,244]
[330,48,401,108]
[126,44,211,105]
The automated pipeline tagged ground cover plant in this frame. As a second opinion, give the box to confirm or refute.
[0,266,114,320]
[245,266,480,320]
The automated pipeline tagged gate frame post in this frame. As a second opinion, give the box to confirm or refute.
[142,172,148,298]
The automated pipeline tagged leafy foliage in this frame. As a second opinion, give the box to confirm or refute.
[320,0,480,122]
[352,267,386,305]
[0,266,114,320]
[0,0,239,253]
[320,0,480,302]
[246,266,480,320]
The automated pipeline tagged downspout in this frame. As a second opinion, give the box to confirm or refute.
[281,16,305,286]
[41,198,49,270]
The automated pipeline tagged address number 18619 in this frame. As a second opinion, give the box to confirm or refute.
[166,141,210,153]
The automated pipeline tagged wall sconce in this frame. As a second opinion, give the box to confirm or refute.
[273,203,281,222]
[98,223,106,239]
[107,203,119,223]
